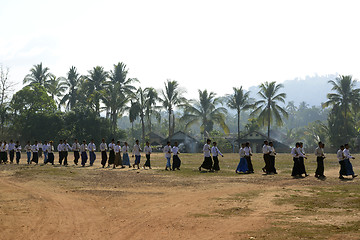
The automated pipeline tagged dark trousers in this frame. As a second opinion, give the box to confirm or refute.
[292,157,301,176]
[263,154,271,173]
[74,151,80,165]
[81,152,88,166]
[101,151,108,166]
[269,155,276,173]
[9,150,15,163]
[172,155,181,170]
[245,156,254,173]
[16,152,21,164]
[63,151,68,165]
[47,153,54,164]
[144,154,151,167]
[59,152,63,164]
[315,157,324,176]
[299,157,307,175]
[32,152,39,164]
[213,156,220,171]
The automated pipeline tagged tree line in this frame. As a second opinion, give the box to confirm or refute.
[0,62,359,151]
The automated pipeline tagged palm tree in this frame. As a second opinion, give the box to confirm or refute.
[145,87,161,132]
[84,66,108,114]
[23,63,52,87]
[46,75,67,109]
[61,66,82,111]
[160,80,186,138]
[323,75,360,138]
[251,81,288,139]
[182,89,229,138]
[226,87,253,139]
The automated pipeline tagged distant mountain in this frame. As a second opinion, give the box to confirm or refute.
[248,74,339,107]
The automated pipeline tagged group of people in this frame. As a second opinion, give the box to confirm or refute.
[0,138,358,179]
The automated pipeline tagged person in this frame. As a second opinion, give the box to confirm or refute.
[113,141,123,169]
[236,143,248,174]
[108,139,116,168]
[100,138,108,168]
[62,140,71,166]
[57,140,64,165]
[88,139,96,166]
[268,141,277,174]
[342,144,358,179]
[211,142,224,171]
[122,142,131,168]
[314,142,326,179]
[0,141,3,164]
[46,141,55,165]
[31,141,39,165]
[163,141,172,171]
[143,141,152,169]
[244,142,254,173]
[42,141,49,164]
[298,142,308,177]
[172,141,181,171]
[199,139,213,172]
[291,142,301,177]
[25,141,32,164]
[38,141,43,159]
[15,141,21,164]
[132,140,141,169]
[80,140,88,167]
[262,140,271,174]
[72,139,80,165]
[0,141,8,164]
[8,139,15,164]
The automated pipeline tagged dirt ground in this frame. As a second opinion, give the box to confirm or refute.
[0,153,359,240]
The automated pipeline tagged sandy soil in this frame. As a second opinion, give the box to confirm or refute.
[0,153,359,240]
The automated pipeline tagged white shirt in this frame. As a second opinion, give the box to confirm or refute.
[8,143,15,151]
[32,144,39,153]
[244,146,252,156]
[211,146,223,157]
[269,146,276,156]
[343,149,353,159]
[297,147,306,158]
[203,144,211,157]
[48,145,54,153]
[122,145,129,154]
[88,143,96,152]
[172,146,179,155]
[63,143,71,151]
[3,144,8,151]
[80,144,88,152]
[291,147,298,158]
[337,149,345,161]
[314,147,324,157]
[72,142,80,151]
[57,144,63,152]
[132,144,141,156]
[163,145,172,158]
[262,144,270,154]
[108,143,115,151]
[25,144,32,152]
[239,147,246,158]
[42,144,47,152]
[144,145,152,155]
[114,144,121,153]
[100,142,107,151]
[38,143,43,149]
[15,145,22,152]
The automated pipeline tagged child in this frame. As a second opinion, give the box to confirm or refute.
[236,143,248,173]
[314,142,326,178]
[114,141,123,169]
[46,141,55,165]
[341,144,358,179]
[80,140,88,167]
[268,141,277,174]
[122,142,131,168]
[211,142,224,171]
[132,140,141,169]
[15,141,21,164]
[143,141,152,169]
[25,141,32,164]
[199,139,213,171]
[108,139,116,168]
[163,141,172,171]
[31,141,39,165]
[88,139,96,166]
[100,138,108,168]
[172,141,181,171]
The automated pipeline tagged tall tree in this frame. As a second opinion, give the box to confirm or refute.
[84,66,108,115]
[251,81,288,139]
[182,89,229,138]
[323,75,360,145]
[160,80,186,138]
[226,87,253,139]
[61,66,82,111]
[23,62,52,87]
[46,75,67,109]
[144,87,160,132]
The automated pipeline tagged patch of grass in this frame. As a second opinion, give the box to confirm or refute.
[14,166,77,177]
[213,206,250,217]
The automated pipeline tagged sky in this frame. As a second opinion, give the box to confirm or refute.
[1,0,360,99]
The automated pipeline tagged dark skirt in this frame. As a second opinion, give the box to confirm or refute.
[213,156,220,171]
[32,152,39,164]
[101,151,108,166]
[201,156,213,170]
[109,150,115,165]
[269,155,276,173]
[144,154,151,167]
[343,159,355,176]
[236,157,248,173]
[172,155,181,170]
[298,157,307,174]
[114,152,122,166]
[291,157,301,176]
[245,156,254,172]
[48,153,54,164]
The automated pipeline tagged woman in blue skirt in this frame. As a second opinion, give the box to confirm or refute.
[236,143,248,173]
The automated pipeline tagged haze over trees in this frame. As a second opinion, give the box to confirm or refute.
[1,61,360,152]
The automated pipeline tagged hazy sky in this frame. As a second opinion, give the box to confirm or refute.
[1,0,360,99]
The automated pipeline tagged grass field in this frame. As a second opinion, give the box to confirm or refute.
[0,152,359,239]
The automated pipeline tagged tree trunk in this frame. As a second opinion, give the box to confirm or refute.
[141,114,145,148]
[237,109,240,140]
[267,102,271,139]
[168,108,172,140]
